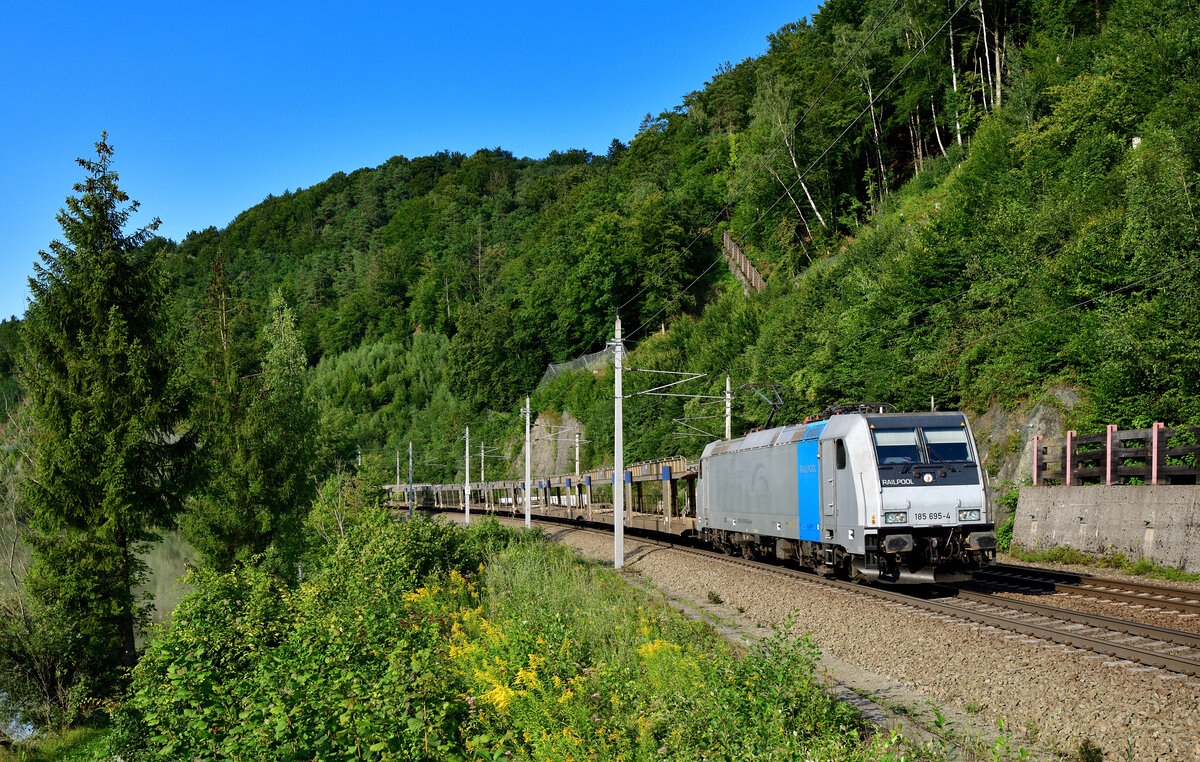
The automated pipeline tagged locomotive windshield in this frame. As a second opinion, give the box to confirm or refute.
[924,428,974,462]
[873,430,924,464]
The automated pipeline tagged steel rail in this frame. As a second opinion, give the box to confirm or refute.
[447,511,1200,676]
[949,589,1200,647]
[683,548,1200,677]
[973,565,1200,615]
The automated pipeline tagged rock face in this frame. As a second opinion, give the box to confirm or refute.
[509,409,586,478]
[970,386,1081,521]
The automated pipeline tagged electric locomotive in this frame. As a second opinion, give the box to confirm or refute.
[697,409,996,583]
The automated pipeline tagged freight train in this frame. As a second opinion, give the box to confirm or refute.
[697,409,996,583]
[416,408,996,584]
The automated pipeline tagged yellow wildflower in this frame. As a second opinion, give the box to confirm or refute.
[480,681,517,711]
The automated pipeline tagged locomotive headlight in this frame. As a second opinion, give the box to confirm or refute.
[958,509,981,522]
[884,511,908,524]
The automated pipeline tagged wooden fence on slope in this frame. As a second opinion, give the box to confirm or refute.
[722,231,765,295]
[1034,424,1200,486]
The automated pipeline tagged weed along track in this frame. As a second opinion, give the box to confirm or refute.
[453,512,1200,759]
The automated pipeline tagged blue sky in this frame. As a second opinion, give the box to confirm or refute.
[1,1,817,320]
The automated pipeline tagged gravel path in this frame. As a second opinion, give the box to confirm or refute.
[491,520,1200,761]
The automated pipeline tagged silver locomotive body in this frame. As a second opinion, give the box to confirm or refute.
[698,411,996,583]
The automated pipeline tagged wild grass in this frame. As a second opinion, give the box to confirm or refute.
[0,726,107,762]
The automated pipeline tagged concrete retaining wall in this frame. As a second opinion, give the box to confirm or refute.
[1014,486,1200,572]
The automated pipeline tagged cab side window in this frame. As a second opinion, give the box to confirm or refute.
[836,439,847,470]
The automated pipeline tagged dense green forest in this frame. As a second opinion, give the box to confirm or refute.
[3,0,1200,747]
[156,0,1200,483]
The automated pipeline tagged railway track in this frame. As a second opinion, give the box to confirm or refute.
[451,510,1200,677]
[687,548,1200,678]
[967,563,1200,615]
[532,516,1200,677]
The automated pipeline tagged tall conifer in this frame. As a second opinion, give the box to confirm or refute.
[21,133,193,690]
[183,277,316,569]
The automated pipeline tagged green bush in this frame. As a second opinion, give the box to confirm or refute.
[108,518,896,760]
[106,516,526,760]
[995,487,1020,552]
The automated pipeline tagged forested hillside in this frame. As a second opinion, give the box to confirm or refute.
[154,0,1200,486]
[5,0,1200,748]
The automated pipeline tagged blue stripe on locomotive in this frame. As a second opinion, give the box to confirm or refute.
[796,421,826,542]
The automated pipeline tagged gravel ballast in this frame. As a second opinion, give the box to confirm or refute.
[482,520,1200,760]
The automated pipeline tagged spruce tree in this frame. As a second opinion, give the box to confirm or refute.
[183,276,316,569]
[20,133,193,692]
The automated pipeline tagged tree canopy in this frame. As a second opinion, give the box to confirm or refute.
[19,132,194,698]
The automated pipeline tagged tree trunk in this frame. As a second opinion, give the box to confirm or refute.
[118,538,138,670]
[798,180,825,229]
[931,99,948,156]
[993,22,1002,108]
[866,77,887,200]
[949,18,963,144]
[765,165,814,238]
[773,103,827,228]
[916,112,926,172]
[976,48,990,111]
[978,0,994,110]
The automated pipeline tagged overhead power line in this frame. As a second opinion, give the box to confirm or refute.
[617,0,905,316]
[625,0,973,343]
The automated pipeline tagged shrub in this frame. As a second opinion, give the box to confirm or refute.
[110,519,886,760]
[106,516,527,760]
[995,487,1020,552]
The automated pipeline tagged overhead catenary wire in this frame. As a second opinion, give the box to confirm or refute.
[408,0,1170,473]
[544,167,1198,432]
[728,0,974,254]
[529,0,927,416]
[616,0,906,315]
[824,249,1200,394]
[414,0,1005,465]
[625,0,974,344]
[397,4,955,479]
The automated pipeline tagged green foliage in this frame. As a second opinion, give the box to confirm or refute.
[301,455,393,567]
[0,586,81,730]
[457,545,873,760]
[182,270,317,570]
[16,0,1200,746]
[995,487,1020,551]
[0,725,109,761]
[1006,546,1200,583]
[107,516,524,760]
[111,520,893,760]
[1074,737,1104,762]
[0,317,23,402]
[19,133,195,707]
[1006,545,1095,565]
[141,0,1200,475]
